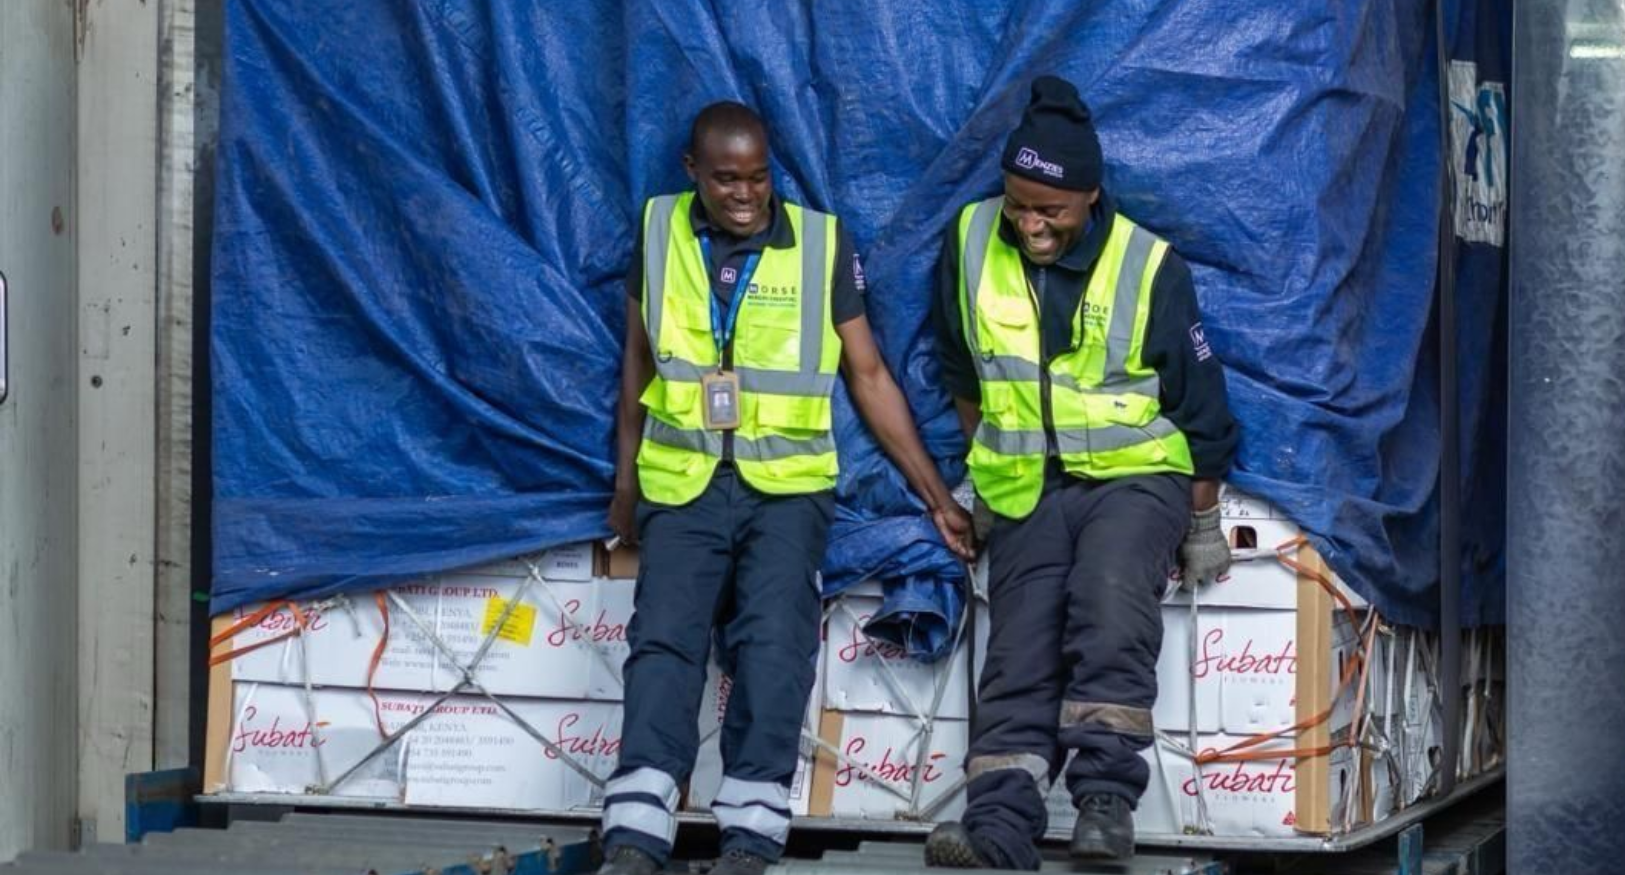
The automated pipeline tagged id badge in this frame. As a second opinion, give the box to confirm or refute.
[701,370,742,431]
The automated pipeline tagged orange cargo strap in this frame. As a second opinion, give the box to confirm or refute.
[365,591,390,737]
[1194,536,1380,766]
[207,600,312,667]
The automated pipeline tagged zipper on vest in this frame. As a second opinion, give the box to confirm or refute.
[1029,267,1059,458]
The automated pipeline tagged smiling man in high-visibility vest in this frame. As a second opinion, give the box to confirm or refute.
[923,77,1239,870]
[597,101,974,875]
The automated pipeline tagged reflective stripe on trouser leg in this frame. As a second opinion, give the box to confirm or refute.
[602,767,680,845]
[966,752,1053,796]
[1059,701,1154,737]
[711,776,793,846]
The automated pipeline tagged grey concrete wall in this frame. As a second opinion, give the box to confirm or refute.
[0,0,81,862]
[75,0,161,841]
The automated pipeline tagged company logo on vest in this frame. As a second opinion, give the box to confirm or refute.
[1448,61,1508,247]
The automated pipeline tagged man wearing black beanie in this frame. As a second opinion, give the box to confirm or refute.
[925,77,1239,869]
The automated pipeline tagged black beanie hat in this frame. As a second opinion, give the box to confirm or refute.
[1001,76,1103,192]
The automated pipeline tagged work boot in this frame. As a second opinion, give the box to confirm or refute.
[597,845,660,875]
[924,821,991,868]
[1070,793,1134,860]
[709,848,770,875]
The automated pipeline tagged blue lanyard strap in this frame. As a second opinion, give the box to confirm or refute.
[699,235,761,362]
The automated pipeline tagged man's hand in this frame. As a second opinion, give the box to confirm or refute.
[1178,504,1230,589]
[932,503,976,560]
[608,484,640,547]
[971,496,995,546]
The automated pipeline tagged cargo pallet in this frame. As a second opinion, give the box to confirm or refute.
[0,766,1503,874]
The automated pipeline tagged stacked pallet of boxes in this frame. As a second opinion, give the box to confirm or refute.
[804,583,988,822]
[1071,488,1387,839]
[204,487,1501,843]
[204,545,633,811]
[1037,488,1501,841]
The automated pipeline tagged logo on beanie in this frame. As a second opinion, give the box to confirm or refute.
[1014,147,1065,180]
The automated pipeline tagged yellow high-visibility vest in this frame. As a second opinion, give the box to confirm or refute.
[957,197,1193,519]
[636,193,842,505]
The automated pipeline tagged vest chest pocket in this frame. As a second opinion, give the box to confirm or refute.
[754,393,832,433]
[640,378,702,430]
[1090,393,1158,429]
[736,323,801,371]
[661,299,717,364]
[737,292,805,371]
[977,294,1037,359]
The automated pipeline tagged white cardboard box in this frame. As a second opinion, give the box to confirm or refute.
[822,594,981,721]
[223,683,622,812]
[1044,735,1362,839]
[1164,488,1367,611]
[223,569,634,702]
[811,711,969,822]
[1138,735,1363,838]
[688,657,824,816]
[1154,605,1364,735]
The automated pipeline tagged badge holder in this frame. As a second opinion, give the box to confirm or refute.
[701,370,741,430]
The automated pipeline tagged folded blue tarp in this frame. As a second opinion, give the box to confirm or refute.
[212,0,1507,645]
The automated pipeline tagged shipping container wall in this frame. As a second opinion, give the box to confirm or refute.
[0,0,82,862]
[73,0,163,845]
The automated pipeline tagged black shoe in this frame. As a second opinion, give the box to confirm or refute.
[710,848,770,875]
[924,821,991,869]
[598,845,661,875]
[1070,793,1135,860]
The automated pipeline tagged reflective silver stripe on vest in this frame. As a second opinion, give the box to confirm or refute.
[1090,374,1161,397]
[652,358,835,396]
[981,354,1042,384]
[800,208,829,374]
[734,429,837,461]
[1102,225,1159,388]
[644,418,833,461]
[960,197,1004,367]
[643,195,679,361]
[975,421,1047,456]
[643,417,724,457]
[978,416,1182,457]
[1054,416,1182,454]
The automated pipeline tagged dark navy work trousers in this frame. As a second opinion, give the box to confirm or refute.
[602,467,832,864]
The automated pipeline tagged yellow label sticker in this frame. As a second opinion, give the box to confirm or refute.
[480,597,536,646]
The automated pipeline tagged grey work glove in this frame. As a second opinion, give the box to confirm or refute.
[1178,505,1232,590]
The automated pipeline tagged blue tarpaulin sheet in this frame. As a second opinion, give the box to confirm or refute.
[212,0,1507,640]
